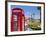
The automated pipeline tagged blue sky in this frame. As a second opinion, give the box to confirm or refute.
[11,5,41,19]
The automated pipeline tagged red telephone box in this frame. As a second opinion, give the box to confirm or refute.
[11,8,25,31]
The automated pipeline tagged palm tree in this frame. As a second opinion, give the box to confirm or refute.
[37,7,41,10]
[37,7,41,22]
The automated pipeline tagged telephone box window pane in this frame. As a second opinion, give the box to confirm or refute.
[14,21,18,31]
[13,15,17,21]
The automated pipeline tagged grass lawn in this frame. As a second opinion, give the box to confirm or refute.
[28,20,41,30]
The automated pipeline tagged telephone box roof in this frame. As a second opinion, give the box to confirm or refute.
[12,8,24,15]
[12,8,23,11]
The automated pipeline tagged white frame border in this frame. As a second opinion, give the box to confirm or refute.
[7,2,44,35]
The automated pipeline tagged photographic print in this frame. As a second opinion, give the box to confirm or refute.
[11,5,41,31]
[5,1,45,36]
